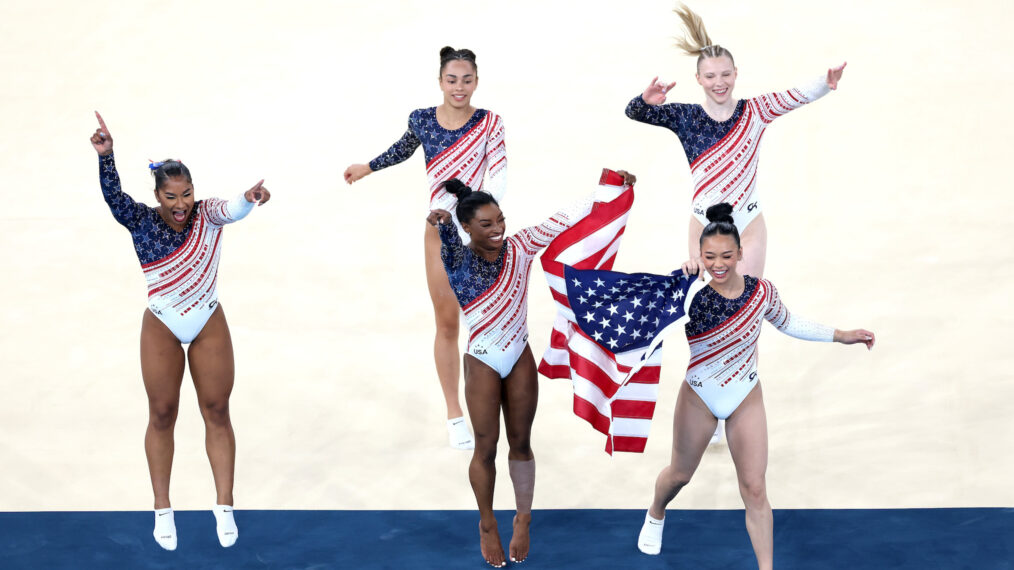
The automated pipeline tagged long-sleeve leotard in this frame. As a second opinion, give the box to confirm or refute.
[684,275,834,418]
[371,107,506,240]
[626,75,830,227]
[438,195,595,377]
[99,153,254,343]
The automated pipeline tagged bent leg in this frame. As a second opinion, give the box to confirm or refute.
[464,354,507,567]
[187,305,236,507]
[424,223,465,420]
[738,213,768,278]
[501,346,539,563]
[726,383,772,570]
[649,381,717,519]
[140,309,186,510]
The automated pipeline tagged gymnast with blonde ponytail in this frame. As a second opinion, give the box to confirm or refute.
[627,3,846,278]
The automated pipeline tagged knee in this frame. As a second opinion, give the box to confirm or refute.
[665,469,694,491]
[148,401,179,431]
[472,436,499,465]
[739,477,767,506]
[506,435,532,459]
[434,314,459,339]
[200,399,231,427]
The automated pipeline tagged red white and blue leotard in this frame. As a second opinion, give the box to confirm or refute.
[626,76,830,228]
[438,195,600,378]
[685,275,833,418]
[99,153,254,343]
[371,107,507,241]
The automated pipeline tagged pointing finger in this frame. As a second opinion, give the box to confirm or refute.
[95,111,109,133]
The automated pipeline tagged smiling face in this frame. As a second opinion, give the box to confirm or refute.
[696,55,737,105]
[439,59,478,109]
[462,203,505,251]
[154,176,195,231]
[700,233,742,284]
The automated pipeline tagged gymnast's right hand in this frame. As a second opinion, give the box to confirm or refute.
[90,111,113,156]
[344,163,372,184]
[642,77,677,106]
[427,209,452,226]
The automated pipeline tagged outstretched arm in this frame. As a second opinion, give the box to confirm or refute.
[763,280,874,349]
[428,209,466,271]
[204,180,270,226]
[91,111,145,230]
[345,120,423,184]
[519,170,636,251]
[753,62,845,123]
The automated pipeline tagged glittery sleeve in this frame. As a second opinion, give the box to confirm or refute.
[203,194,255,227]
[484,115,507,202]
[98,153,146,231]
[368,114,423,172]
[516,194,595,252]
[761,279,835,342]
[625,95,686,135]
[751,75,831,124]
[438,219,466,272]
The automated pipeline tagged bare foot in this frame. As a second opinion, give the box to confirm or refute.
[479,519,506,567]
[509,512,531,563]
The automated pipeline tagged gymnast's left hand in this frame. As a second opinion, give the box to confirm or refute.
[826,62,846,90]
[427,209,452,226]
[245,180,271,205]
[833,328,875,350]
[615,170,637,185]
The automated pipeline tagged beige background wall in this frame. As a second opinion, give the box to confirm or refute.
[1,0,1011,511]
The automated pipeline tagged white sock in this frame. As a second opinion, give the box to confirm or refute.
[637,511,664,555]
[710,420,725,445]
[212,504,238,547]
[153,507,177,551]
[447,417,474,450]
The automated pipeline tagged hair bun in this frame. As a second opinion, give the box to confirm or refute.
[705,203,735,224]
[441,178,472,200]
[440,46,456,59]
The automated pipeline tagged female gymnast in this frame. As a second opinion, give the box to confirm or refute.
[626,3,845,277]
[344,46,507,450]
[633,203,874,568]
[90,112,270,551]
[626,3,845,443]
[427,171,635,567]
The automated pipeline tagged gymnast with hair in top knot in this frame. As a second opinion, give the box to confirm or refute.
[344,46,507,451]
[427,171,636,568]
[626,2,846,443]
[90,112,270,551]
[623,203,873,568]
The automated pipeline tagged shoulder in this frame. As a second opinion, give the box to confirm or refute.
[409,108,435,125]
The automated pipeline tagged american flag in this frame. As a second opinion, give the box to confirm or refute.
[539,170,702,454]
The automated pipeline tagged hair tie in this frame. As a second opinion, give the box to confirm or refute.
[148,159,182,170]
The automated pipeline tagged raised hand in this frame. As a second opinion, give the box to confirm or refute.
[642,76,677,105]
[244,180,271,205]
[826,62,847,90]
[833,328,875,350]
[344,163,372,184]
[616,170,637,185]
[90,111,113,156]
[427,209,452,227]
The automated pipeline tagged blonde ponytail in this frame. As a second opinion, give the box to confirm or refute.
[673,3,735,69]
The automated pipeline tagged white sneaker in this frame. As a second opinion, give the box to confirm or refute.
[637,511,664,555]
[447,417,474,450]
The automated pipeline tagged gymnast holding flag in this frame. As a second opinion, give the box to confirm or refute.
[427,170,636,568]
[543,202,873,569]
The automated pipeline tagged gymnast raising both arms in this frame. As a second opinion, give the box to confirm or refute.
[90,112,270,551]
[630,204,874,569]
[427,171,635,568]
[626,2,846,443]
[344,46,507,450]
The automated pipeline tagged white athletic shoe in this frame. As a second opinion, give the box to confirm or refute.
[637,511,664,555]
[709,420,725,445]
[447,417,475,450]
